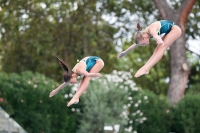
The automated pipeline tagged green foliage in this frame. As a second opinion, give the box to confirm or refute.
[127,89,172,133]
[126,90,200,133]
[0,71,79,133]
[0,0,200,94]
[0,71,200,133]
[186,52,200,94]
[0,0,118,81]
[171,94,200,133]
[185,0,200,39]
[76,75,128,133]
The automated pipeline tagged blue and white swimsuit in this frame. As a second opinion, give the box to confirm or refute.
[146,20,175,37]
[158,20,174,35]
[72,56,101,74]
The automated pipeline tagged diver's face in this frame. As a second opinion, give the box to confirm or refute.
[69,73,77,84]
[138,34,150,46]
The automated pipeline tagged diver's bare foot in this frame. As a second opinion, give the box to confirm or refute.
[67,97,79,107]
[134,68,149,77]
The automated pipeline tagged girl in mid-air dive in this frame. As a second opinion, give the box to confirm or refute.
[49,56,104,107]
[118,20,181,77]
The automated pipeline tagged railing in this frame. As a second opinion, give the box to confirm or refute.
[0,107,27,133]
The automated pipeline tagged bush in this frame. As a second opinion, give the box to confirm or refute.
[171,94,200,133]
[76,76,128,133]
[0,71,80,133]
[126,89,172,133]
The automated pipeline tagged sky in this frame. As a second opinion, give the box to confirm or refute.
[187,38,200,55]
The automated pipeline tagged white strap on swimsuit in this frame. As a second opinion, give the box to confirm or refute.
[145,22,161,37]
[72,57,89,74]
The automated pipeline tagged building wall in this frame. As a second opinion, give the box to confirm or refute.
[0,107,27,133]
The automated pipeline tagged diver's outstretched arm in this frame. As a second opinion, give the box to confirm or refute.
[49,82,68,97]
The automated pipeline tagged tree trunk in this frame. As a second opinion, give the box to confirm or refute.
[168,32,190,105]
[153,0,196,104]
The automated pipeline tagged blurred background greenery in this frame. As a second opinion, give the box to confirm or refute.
[0,0,200,133]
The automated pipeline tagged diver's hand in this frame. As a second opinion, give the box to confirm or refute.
[156,37,164,45]
[49,90,58,97]
[118,51,127,58]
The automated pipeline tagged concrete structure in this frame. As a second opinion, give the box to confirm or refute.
[0,107,27,133]
[104,125,120,133]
